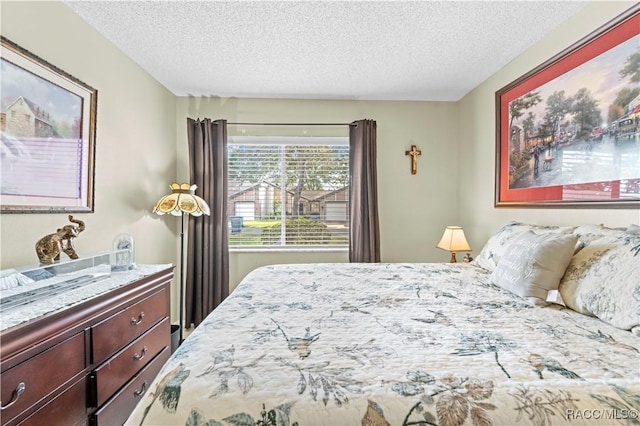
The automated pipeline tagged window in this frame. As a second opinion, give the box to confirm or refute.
[228,136,349,248]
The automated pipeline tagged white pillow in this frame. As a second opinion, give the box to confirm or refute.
[559,225,640,330]
[627,223,640,235]
[474,222,575,272]
[489,231,578,306]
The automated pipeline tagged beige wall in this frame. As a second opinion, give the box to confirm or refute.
[2,1,638,297]
[458,1,640,251]
[177,97,460,289]
[0,2,179,309]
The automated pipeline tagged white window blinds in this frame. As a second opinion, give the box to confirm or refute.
[228,137,349,247]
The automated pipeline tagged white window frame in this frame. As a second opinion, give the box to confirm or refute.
[228,135,349,252]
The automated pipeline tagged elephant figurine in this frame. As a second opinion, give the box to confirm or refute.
[35,215,85,265]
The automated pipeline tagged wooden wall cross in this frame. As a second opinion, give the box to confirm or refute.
[405,145,422,175]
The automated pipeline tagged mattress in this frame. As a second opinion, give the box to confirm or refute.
[126,263,639,425]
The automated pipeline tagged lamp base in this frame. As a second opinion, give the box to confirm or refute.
[450,252,457,263]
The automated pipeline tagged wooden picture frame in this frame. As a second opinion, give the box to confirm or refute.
[1,36,97,213]
[495,5,639,208]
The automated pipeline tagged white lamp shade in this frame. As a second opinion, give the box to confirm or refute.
[437,226,471,252]
[153,183,210,216]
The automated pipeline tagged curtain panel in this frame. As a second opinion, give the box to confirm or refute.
[349,119,381,263]
[185,118,229,328]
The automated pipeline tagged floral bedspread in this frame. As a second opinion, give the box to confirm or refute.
[126,263,639,426]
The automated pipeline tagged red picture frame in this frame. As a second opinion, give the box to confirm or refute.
[495,5,640,208]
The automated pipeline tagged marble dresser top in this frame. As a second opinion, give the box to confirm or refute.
[0,264,172,332]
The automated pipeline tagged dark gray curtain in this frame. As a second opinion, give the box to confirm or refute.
[349,119,381,262]
[185,118,229,328]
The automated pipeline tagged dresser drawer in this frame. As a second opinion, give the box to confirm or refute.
[90,346,170,426]
[18,376,87,426]
[92,288,168,364]
[91,317,170,407]
[0,332,85,425]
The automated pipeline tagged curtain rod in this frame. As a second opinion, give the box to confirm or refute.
[226,122,356,127]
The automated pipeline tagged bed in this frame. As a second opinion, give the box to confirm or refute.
[126,223,640,426]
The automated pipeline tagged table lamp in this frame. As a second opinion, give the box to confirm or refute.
[437,226,471,263]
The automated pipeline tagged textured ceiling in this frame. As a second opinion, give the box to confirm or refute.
[64,1,590,101]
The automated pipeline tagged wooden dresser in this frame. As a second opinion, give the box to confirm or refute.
[0,265,174,426]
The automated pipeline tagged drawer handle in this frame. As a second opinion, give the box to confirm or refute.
[130,311,145,325]
[1,382,26,411]
[133,381,148,398]
[133,346,148,361]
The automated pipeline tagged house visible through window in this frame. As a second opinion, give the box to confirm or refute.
[228,136,349,248]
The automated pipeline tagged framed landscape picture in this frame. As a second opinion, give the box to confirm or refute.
[0,37,97,213]
[495,5,640,208]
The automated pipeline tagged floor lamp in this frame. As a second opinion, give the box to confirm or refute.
[153,183,210,344]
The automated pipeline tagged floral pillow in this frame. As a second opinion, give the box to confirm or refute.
[473,222,576,272]
[559,224,620,315]
[559,224,640,331]
[489,230,578,306]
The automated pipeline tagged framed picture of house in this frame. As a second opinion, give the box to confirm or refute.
[1,36,97,213]
[495,5,640,208]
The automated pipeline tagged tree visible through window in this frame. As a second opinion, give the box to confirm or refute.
[227,136,349,247]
